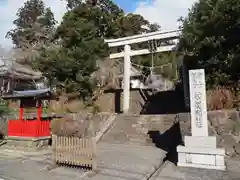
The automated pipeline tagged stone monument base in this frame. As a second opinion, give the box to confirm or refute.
[5,136,51,150]
[177,136,226,171]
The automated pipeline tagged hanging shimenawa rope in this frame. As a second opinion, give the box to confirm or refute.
[115,54,173,72]
[113,39,178,90]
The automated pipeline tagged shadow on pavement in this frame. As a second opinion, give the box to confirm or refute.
[147,122,184,165]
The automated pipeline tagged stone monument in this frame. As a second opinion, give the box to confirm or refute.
[177,69,225,170]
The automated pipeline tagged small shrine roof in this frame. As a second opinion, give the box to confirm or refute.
[2,88,52,99]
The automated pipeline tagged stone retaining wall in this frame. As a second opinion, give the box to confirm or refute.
[0,112,116,138]
[126,110,240,157]
[1,110,240,157]
[179,110,240,157]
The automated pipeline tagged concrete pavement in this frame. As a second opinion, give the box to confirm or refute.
[0,143,166,180]
[83,143,166,180]
[149,159,240,180]
[0,144,240,180]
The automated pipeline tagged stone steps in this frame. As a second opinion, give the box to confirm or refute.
[101,115,155,146]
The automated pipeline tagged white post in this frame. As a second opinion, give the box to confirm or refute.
[123,45,131,114]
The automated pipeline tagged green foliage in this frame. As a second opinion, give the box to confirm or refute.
[132,52,181,81]
[84,101,101,114]
[6,0,56,48]
[0,100,10,115]
[33,4,112,100]
[154,53,180,80]
[179,0,240,88]
[10,0,162,102]
[33,1,159,100]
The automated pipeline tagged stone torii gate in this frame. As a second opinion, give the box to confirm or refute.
[105,30,180,114]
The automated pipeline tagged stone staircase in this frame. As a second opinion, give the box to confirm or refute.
[101,114,155,146]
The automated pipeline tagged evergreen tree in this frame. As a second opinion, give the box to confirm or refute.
[6,0,56,49]
[179,0,240,88]
[33,0,160,100]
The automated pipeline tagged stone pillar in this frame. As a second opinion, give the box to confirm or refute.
[177,69,225,170]
[123,45,131,114]
[189,69,208,136]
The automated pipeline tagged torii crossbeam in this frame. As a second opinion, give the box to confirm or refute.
[105,30,181,114]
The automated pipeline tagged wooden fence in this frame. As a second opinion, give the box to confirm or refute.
[52,135,97,169]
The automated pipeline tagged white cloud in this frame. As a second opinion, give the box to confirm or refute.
[0,0,67,48]
[135,0,197,31]
[0,0,198,47]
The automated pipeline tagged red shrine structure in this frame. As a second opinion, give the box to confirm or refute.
[2,89,53,138]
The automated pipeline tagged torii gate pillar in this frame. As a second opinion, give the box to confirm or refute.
[123,45,131,114]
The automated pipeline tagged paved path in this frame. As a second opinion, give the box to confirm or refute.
[0,149,88,180]
[0,143,166,180]
[83,143,166,180]
[149,159,240,180]
[1,144,240,180]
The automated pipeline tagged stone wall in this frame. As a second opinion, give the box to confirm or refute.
[47,90,144,114]
[0,112,115,138]
[124,110,240,157]
[1,109,240,157]
[179,110,240,157]
[101,89,145,114]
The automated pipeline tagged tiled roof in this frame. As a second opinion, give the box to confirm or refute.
[2,88,51,99]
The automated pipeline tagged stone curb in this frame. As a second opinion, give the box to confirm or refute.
[141,160,166,180]
[139,149,167,180]
[96,114,117,143]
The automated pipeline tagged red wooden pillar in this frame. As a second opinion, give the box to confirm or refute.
[17,100,24,136]
[36,100,42,137]
[37,100,42,121]
[19,100,23,121]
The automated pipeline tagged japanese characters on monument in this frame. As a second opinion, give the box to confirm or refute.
[189,69,208,137]
[177,69,225,171]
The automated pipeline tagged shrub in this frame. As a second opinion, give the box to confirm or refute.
[0,117,8,139]
[50,116,93,138]
[207,86,235,110]
[0,100,10,115]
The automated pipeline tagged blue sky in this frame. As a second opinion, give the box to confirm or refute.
[0,0,197,48]
[114,0,150,12]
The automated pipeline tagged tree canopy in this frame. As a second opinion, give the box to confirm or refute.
[6,0,56,49]
[6,0,57,66]
[14,0,159,100]
[179,0,240,88]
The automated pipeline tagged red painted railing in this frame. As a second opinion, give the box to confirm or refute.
[8,119,50,137]
[7,103,51,138]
